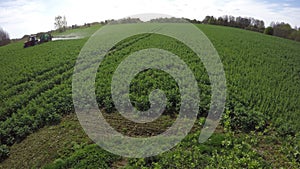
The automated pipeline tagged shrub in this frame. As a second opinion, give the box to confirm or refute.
[264,27,274,35]
[275,120,296,137]
[44,144,120,169]
[229,107,269,132]
[0,144,10,162]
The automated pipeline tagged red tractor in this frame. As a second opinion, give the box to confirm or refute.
[24,36,38,48]
[23,33,52,48]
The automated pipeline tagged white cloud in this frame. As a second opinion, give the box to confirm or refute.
[0,0,60,38]
[219,0,300,27]
[1,0,300,38]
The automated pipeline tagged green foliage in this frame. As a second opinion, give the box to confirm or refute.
[208,140,267,168]
[125,130,267,168]
[0,23,299,168]
[228,106,269,132]
[0,145,9,162]
[264,26,274,35]
[43,144,120,169]
[0,39,86,158]
[95,33,210,116]
[125,132,224,168]
[199,25,300,133]
[275,119,297,137]
[280,135,300,167]
[290,30,300,42]
[273,22,293,39]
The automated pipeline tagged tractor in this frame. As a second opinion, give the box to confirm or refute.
[23,33,52,48]
[23,35,38,48]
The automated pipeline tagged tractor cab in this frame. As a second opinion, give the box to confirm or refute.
[24,35,38,48]
[29,36,36,41]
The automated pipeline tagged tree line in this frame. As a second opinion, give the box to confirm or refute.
[101,15,300,42]
[201,15,300,42]
[1,15,299,47]
[202,15,265,33]
[265,22,300,41]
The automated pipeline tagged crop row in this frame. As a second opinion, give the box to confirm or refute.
[0,75,73,146]
[0,39,82,89]
[1,60,74,93]
[197,24,300,133]
[0,39,86,161]
[0,67,73,121]
[95,33,211,115]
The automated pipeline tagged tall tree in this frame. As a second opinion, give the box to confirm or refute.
[54,15,67,32]
[273,22,293,39]
[202,16,211,24]
[0,27,10,46]
[223,15,229,26]
[290,30,300,41]
[229,15,235,26]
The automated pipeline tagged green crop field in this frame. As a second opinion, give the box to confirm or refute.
[0,24,299,168]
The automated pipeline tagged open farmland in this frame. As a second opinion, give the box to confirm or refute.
[0,24,299,168]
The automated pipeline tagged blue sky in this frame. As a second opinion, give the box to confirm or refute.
[267,0,300,7]
[1,0,300,38]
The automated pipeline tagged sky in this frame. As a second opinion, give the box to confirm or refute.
[0,0,300,38]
